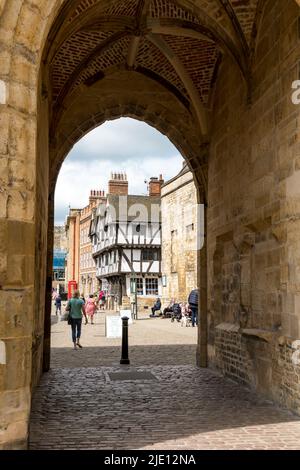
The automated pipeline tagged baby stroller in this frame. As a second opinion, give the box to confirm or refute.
[171,303,182,322]
[180,305,192,327]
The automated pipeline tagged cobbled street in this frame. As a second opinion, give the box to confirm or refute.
[29,311,300,450]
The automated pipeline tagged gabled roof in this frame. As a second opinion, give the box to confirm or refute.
[97,194,161,223]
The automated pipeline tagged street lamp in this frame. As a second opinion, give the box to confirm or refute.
[130,275,138,320]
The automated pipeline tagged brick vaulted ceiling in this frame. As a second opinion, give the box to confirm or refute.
[47,0,261,135]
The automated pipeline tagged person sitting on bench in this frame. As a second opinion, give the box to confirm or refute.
[150,298,161,317]
[162,299,175,318]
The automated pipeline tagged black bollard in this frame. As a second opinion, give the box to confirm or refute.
[120,316,130,365]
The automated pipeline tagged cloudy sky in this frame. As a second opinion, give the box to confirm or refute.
[54,118,184,224]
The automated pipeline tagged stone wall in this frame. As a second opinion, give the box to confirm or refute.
[0,0,64,449]
[214,324,300,414]
[79,194,104,297]
[208,0,300,411]
[161,167,198,306]
[53,226,67,251]
[65,210,81,289]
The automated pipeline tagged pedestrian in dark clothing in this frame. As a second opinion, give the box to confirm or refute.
[55,295,62,315]
[150,298,161,317]
[101,293,106,310]
[162,299,175,318]
[65,290,87,349]
[171,303,182,322]
[188,288,199,327]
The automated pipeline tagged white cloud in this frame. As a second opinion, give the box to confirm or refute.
[55,118,184,224]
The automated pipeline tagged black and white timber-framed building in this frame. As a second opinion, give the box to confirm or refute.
[89,190,162,309]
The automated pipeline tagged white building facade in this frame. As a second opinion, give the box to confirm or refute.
[90,190,162,311]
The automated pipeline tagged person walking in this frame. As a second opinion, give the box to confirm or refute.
[85,294,97,324]
[101,292,106,310]
[98,290,106,310]
[54,294,61,316]
[188,288,199,327]
[66,290,87,349]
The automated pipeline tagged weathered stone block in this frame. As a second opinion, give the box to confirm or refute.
[6,189,34,221]
[8,82,36,115]
[0,192,7,218]
[7,220,35,256]
[8,113,35,160]
[8,159,35,192]
[6,255,34,287]
[0,416,28,448]
[280,264,290,284]
[0,112,9,155]
[0,337,31,391]
[0,387,30,415]
[0,288,34,337]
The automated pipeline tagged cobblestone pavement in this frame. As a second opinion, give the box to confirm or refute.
[29,311,300,450]
[50,309,197,368]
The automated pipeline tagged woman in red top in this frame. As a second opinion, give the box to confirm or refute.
[85,294,97,324]
[98,290,106,310]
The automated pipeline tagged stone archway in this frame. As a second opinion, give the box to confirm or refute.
[41,74,210,372]
[43,108,207,371]
[37,0,222,379]
[1,0,300,450]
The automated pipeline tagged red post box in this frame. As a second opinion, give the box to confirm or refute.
[68,281,77,299]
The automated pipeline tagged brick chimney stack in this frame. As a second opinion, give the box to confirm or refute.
[89,189,105,205]
[108,172,128,196]
[149,174,164,196]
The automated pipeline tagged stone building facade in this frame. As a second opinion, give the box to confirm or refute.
[1,0,300,450]
[65,191,105,298]
[65,209,81,293]
[53,226,68,252]
[79,190,106,297]
[161,164,197,305]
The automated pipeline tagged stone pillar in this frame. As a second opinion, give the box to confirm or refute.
[0,77,36,450]
[43,193,54,372]
[197,193,208,368]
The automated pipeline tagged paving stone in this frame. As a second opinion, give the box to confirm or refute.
[29,312,300,450]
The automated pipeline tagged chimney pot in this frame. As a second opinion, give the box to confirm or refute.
[108,170,128,195]
[149,175,163,197]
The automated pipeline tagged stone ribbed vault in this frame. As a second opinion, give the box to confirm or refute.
[42,0,267,177]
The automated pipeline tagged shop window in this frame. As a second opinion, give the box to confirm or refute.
[145,278,158,295]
